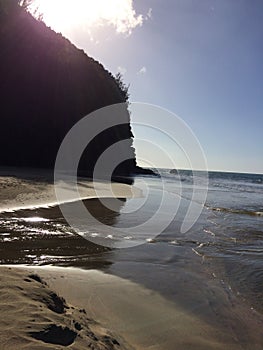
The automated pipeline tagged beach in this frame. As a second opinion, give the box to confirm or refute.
[0,167,263,349]
[2,1,263,349]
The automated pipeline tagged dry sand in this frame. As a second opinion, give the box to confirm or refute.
[0,167,140,213]
[0,266,129,349]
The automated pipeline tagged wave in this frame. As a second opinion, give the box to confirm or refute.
[153,168,263,187]
[209,206,263,217]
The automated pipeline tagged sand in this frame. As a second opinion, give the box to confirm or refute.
[3,265,263,350]
[21,266,237,350]
[0,167,138,349]
[0,166,140,213]
[0,266,130,349]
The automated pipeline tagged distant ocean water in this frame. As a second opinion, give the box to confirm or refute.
[1,169,263,342]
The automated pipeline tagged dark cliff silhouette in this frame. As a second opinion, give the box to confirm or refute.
[0,1,154,178]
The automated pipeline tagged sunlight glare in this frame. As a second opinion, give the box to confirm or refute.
[30,0,143,35]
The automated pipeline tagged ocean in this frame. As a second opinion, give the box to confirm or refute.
[1,169,263,346]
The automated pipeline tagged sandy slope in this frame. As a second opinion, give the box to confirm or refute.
[0,267,129,350]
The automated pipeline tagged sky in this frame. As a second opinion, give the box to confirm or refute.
[30,0,263,174]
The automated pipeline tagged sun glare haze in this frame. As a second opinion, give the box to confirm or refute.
[30,0,143,35]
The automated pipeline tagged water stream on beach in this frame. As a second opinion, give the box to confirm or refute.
[1,169,263,346]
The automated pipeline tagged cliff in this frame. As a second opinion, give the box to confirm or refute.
[0,1,152,178]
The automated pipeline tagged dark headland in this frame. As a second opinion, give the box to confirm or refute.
[0,0,154,178]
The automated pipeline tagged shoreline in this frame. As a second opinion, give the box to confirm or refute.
[1,167,263,349]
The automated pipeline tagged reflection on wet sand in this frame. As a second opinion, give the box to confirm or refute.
[0,198,126,266]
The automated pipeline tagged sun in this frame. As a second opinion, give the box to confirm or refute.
[29,0,143,36]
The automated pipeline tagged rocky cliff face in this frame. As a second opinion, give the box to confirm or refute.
[0,2,138,177]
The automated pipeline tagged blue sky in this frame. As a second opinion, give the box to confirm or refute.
[33,0,263,173]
